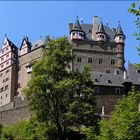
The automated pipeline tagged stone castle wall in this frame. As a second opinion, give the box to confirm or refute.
[0,98,32,125]
[0,95,122,125]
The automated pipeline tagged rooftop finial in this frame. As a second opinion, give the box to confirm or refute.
[76,16,79,20]
[118,21,120,24]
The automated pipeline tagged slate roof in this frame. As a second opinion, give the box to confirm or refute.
[96,21,106,34]
[6,37,18,55]
[115,22,125,38]
[81,24,116,41]
[90,72,124,87]
[20,37,32,50]
[127,63,140,85]
[31,38,44,50]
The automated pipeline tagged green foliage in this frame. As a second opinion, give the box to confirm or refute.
[1,118,48,140]
[24,36,97,139]
[128,2,140,53]
[66,65,96,126]
[98,86,140,140]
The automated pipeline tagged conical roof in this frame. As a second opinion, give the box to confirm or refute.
[115,22,125,38]
[96,21,106,34]
[71,16,84,33]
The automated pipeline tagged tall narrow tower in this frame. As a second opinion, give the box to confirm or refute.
[114,22,126,70]
[0,36,18,106]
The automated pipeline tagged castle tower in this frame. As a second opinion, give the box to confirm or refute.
[0,36,18,106]
[70,16,85,42]
[19,37,32,56]
[115,22,126,69]
[96,20,106,45]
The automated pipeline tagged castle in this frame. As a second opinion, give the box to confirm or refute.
[0,16,140,124]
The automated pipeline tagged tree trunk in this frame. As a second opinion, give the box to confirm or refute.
[57,123,65,140]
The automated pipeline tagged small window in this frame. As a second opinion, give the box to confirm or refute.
[99,58,103,64]
[1,65,4,68]
[6,69,10,74]
[1,87,4,92]
[6,47,8,50]
[0,73,3,77]
[6,61,9,65]
[115,88,120,94]
[116,70,120,75]
[1,96,2,99]
[5,85,9,90]
[1,50,4,53]
[26,65,32,73]
[108,80,112,84]
[106,70,110,73]
[6,78,9,82]
[95,79,99,82]
[6,94,7,97]
[1,57,4,61]
[88,57,92,63]
[94,87,100,94]
[111,59,115,65]
[136,70,140,74]
[77,57,81,62]
[6,54,9,58]
[4,42,7,46]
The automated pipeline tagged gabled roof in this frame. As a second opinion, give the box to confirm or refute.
[20,37,32,50]
[2,36,18,55]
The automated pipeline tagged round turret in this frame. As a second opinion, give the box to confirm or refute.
[96,21,106,45]
[70,17,85,41]
[114,21,126,44]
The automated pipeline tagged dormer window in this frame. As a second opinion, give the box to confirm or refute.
[136,70,140,74]
[26,65,32,73]
[107,80,112,84]
[95,79,99,82]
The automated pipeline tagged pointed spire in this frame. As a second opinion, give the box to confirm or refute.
[115,21,125,38]
[116,21,123,34]
[73,16,82,31]
[97,19,105,34]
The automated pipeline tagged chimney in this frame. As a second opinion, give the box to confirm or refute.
[92,16,98,40]
[69,23,73,32]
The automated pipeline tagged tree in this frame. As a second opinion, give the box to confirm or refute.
[24,36,97,139]
[98,86,140,140]
[1,118,49,140]
[128,2,140,53]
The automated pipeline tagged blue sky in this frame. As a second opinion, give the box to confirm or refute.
[0,1,139,67]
